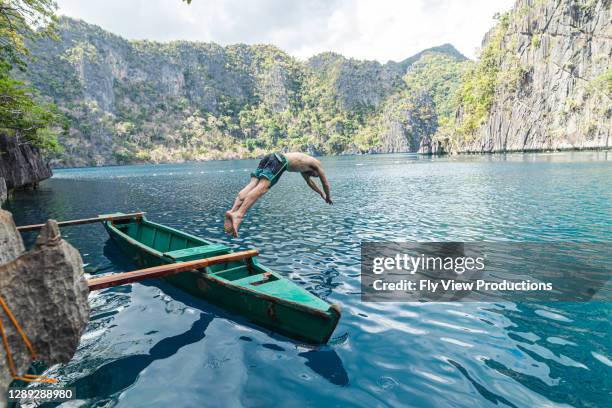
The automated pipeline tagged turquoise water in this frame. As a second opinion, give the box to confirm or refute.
[5,151,611,407]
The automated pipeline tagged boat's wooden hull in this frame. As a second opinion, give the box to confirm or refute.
[104,217,340,344]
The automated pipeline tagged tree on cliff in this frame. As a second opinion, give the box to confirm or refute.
[0,0,63,152]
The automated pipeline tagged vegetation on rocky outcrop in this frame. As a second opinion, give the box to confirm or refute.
[356,52,467,153]
[20,17,467,166]
[0,1,57,200]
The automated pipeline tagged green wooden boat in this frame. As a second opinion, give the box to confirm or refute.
[102,213,341,344]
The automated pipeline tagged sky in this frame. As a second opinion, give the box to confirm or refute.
[56,0,515,62]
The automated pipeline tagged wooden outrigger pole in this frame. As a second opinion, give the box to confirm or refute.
[16,212,146,232]
[87,250,259,291]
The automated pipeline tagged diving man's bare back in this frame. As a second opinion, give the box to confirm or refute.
[284,152,333,205]
[224,152,332,237]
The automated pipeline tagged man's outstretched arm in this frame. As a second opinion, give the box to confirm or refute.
[302,172,325,199]
[315,165,332,205]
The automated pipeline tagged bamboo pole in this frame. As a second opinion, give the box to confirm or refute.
[87,249,259,291]
[16,212,146,232]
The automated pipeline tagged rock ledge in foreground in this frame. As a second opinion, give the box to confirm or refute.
[0,209,89,402]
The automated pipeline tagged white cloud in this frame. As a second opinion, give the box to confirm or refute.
[56,0,514,61]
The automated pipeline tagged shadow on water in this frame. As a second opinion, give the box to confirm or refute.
[101,239,350,387]
[240,337,349,386]
[157,279,350,387]
[101,239,136,271]
[71,312,213,400]
[299,349,349,386]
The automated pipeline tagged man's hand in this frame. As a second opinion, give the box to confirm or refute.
[317,167,332,206]
[319,191,332,204]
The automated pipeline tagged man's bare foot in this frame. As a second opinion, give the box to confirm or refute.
[228,212,243,238]
[224,211,233,234]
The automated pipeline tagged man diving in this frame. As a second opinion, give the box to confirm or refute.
[225,152,332,237]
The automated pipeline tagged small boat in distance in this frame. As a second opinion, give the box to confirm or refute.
[102,213,341,344]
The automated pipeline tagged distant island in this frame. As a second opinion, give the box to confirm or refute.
[14,0,612,167]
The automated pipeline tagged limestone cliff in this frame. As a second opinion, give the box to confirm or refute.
[370,93,438,153]
[21,17,466,166]
[430,0,611,153]
[0,133,52,205]
[0,211,89,401]
[306,52,404,111]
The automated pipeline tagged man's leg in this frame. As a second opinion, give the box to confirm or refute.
[225,177,259,233]
[231,177,259,212]
[228,179,271,237]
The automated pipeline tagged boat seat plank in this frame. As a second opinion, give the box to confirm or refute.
[256,280,319,302]
[163,244,231,262]
[215,265,251,281]
[232,275,330,311]
[259,281,330,311]
[232,273,273,286]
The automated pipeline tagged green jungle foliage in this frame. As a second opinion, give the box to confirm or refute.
[0,0,64,152]
[453,13,509,139]
[21,17,469,166]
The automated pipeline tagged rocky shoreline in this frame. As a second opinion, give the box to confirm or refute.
[44,145,611,170]
[419,144,610,156]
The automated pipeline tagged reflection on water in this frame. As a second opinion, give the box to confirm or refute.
[299,349,349,386]
[6,151,611,407]
[72,312,214,399]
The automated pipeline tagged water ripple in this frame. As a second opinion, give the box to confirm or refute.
[7,151,611,407]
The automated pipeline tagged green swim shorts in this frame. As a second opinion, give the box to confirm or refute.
[250,153,288,187]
